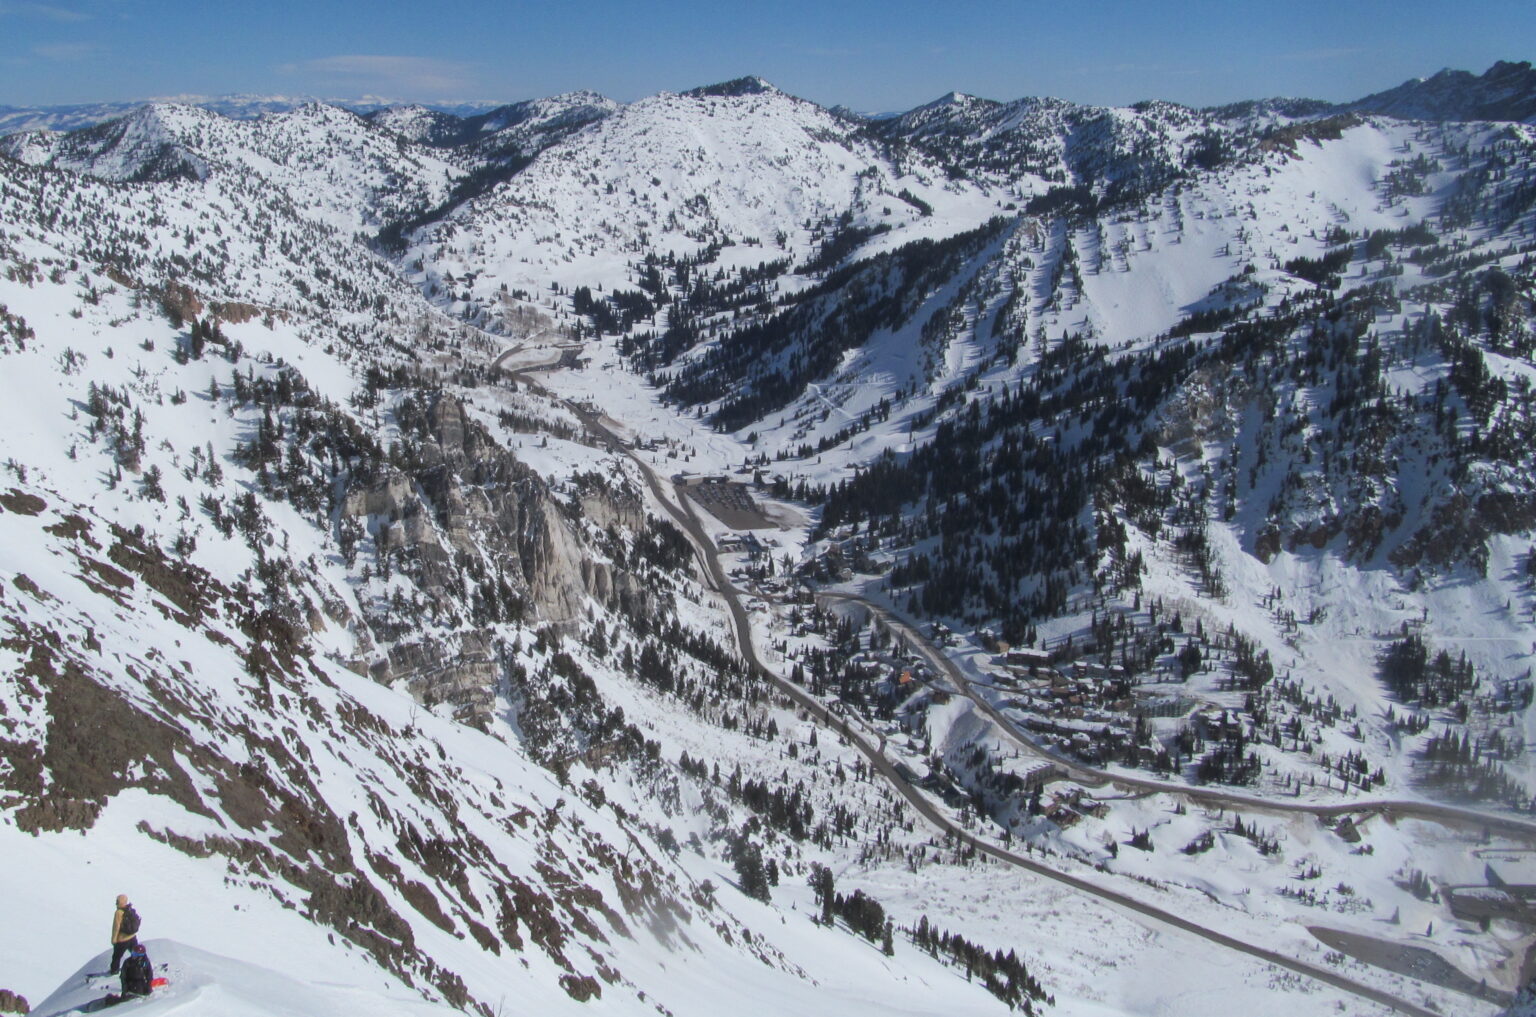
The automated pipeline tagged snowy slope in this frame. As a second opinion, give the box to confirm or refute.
[0,239,1044,1017]
[3,64,1535,1017]
[731,110,1536,802]
[406,79,998,303]
[32,942,451,1017]
[874,90,1242,202]
[369,92,619,159]
[0,98,1064,1017]
[0,101,464,231]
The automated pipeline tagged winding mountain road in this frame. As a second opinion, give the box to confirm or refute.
[495,349,1474,1017]
[817,590,1536,843]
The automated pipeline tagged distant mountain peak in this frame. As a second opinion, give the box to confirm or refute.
[1346,59,1536,123]
[543,88,616,106]
[684,76,780,98]
[908,90,999,114]
[0,93,502,138]
[1202,95,1336,122]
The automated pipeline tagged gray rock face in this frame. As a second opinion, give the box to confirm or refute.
[378,631,498,728]
[343,392,642,725]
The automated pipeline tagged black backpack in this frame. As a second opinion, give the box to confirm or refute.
[121,950,153,996]
[119,905,141,937]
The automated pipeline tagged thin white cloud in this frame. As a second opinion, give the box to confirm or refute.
[33,40,99,60]
[0,2,89,21]
[276,55,476,98]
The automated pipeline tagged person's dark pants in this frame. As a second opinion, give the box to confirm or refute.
[108,938,137,974]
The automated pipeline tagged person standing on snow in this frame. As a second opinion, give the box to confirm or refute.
[108,895,140,974]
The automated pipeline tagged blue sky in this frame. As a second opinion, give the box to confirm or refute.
[1,0,1532,111]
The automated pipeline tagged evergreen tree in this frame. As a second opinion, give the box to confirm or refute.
[732,834,770,902]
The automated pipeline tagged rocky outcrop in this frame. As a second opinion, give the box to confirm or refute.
[343,393,650,725]
[372,630,498,728]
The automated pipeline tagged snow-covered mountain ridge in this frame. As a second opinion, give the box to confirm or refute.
[1343,59,1536,124]
[0,94,506,136]
[1,61,1535,1017]
[1,101,464,232]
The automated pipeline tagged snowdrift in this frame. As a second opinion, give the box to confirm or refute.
[32,940,452,1017]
